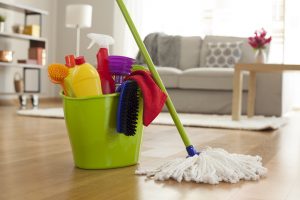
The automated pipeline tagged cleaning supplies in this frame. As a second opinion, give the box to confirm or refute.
[48,63,69,95]
[108,55,135,88]
[63,55,76,97]
[87,33,115,94]
[116,80,139,136]
[116,0,267,184]
[72,56,102,97]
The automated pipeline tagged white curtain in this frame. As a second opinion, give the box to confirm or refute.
[282,0,300,109]
[115,0,287,63]
[113,0,143,57]
[139,0,274,36]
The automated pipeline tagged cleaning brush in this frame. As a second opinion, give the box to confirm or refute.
[48,63,69,95]
[116,80,139,136]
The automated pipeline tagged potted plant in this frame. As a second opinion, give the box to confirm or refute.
[0,15,5,32]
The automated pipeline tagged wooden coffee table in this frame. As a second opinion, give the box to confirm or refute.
[231,63,300,121]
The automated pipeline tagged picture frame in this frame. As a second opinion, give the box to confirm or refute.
[23,67,41,93]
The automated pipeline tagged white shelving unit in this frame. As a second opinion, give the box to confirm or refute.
[0,61,43,69]
[0,32,47,42]
[0,0,48,101]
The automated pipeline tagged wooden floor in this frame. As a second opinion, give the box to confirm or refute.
[0,102,300,200]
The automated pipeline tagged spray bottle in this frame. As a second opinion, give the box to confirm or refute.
[72,56,102,97]
[87,33,115,94]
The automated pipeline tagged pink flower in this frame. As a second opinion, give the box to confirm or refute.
[260,28,267,38]
[248,28,272,49]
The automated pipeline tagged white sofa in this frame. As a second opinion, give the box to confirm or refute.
[137,33,285,116]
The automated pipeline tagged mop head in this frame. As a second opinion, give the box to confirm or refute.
[136,147,267,184]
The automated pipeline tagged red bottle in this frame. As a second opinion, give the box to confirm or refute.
[87,33,115,94]
[97,48,115,94]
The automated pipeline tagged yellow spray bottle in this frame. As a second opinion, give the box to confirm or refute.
[72,56,102,97]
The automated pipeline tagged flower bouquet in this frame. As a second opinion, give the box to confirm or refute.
[248,28,272,63]
[248,28,272,49]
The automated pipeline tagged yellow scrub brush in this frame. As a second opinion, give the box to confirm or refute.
[48,63,69,95]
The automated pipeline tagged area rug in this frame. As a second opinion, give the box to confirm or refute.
[17,108,287,131]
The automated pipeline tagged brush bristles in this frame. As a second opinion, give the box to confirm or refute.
[48,63,69,83]
[119,81,139,136]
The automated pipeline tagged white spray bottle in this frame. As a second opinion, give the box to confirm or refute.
[87,33,115,94]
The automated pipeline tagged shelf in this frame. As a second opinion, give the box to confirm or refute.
[0,0,47,98]
[0,92,40,95]
[0,32,47,42]
[0,62,43,69]
[0,0,48,15]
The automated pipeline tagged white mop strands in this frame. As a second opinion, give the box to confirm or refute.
[135,147,267,184]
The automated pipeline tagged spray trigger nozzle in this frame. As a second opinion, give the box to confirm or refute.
[87,33,114,50]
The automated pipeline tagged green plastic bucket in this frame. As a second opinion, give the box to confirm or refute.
[62,93,144,169]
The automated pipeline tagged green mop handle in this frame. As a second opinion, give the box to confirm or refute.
[116,0,193,149]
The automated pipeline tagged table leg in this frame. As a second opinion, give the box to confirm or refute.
[232,69,243,121]
[247,71,256,118]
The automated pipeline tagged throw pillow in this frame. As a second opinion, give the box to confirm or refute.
[205,41,243,68]
[179,36,202,70]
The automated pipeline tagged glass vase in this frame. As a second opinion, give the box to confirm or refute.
[255,49,266,64]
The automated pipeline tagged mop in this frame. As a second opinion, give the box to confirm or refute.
[116,0,267,184]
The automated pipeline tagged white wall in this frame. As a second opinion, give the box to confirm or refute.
[55,0,115,65]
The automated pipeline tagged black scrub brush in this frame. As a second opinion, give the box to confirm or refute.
[116,80,139,136]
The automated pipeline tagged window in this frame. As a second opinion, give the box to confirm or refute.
[116,0,288,63]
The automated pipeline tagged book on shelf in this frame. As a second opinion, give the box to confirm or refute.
[28,47,46,65]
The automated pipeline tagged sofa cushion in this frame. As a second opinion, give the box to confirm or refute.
[156,67,182,88]
[178,68,249,91]
[179,36,202,70]
[157,35,181,68]
[205,41,243,68]
[200,35,255,68]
